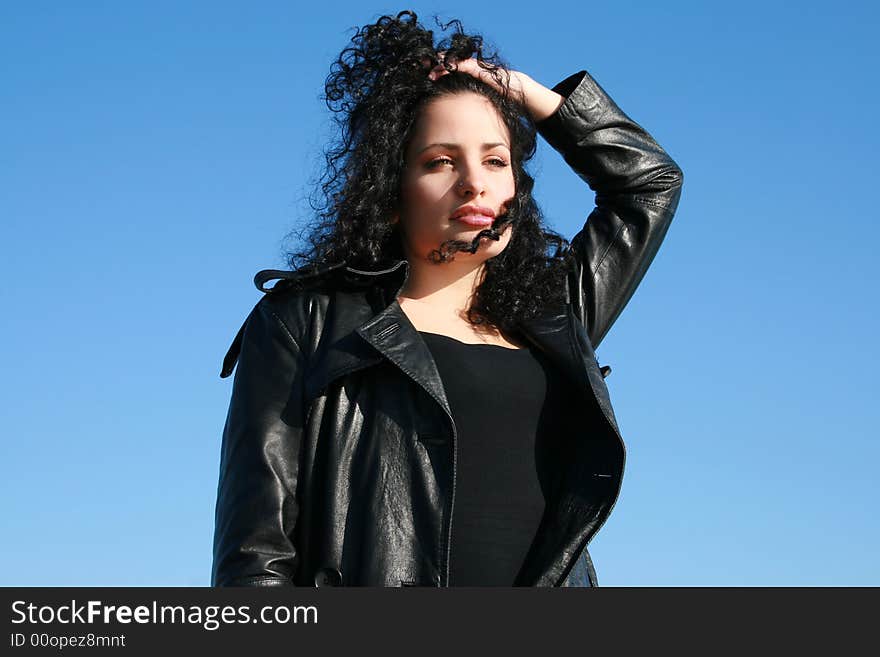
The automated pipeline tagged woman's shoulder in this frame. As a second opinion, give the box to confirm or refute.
[250,264,348,329]
[220,266,344,378]
[254,262,392,312]
[253,262,346,295]
[245,261,395,337]
[220,260,401,377]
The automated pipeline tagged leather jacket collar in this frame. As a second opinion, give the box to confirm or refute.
[242,258,618,434]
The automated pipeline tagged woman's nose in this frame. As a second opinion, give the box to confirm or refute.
[456,166,486,196]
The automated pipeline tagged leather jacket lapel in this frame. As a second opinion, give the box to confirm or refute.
[301,258,612,433]
[303,288,384,403]
[303,258,451,417]
[357,303,451,418]
[302,261,409,403]
[519,311,619,432]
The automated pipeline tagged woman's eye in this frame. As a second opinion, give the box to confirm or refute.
[424,156,508,169]
[425,157,453,169]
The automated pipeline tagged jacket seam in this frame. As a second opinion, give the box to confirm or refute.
[622,194,676,211]
[265,306,302,353]
[590,221,627,277]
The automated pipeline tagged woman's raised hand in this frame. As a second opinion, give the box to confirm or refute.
[426,53,565,122]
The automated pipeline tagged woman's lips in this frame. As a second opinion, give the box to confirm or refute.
[453,214,494,227]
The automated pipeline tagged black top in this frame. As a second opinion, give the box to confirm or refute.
[420,331,566,586]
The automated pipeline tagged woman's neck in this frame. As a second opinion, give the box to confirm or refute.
[397,257,485,313]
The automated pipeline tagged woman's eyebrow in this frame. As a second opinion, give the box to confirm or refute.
[417,142,510,153]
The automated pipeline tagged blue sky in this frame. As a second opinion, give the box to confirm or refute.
[2,0,877,586]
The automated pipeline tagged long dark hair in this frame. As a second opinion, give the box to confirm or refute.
[286,10,574,335]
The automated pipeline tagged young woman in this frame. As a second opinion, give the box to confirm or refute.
[212,10,683,587]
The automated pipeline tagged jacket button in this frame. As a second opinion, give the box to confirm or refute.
[314,567,343,587]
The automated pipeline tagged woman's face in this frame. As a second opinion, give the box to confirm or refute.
[396,92,516,263]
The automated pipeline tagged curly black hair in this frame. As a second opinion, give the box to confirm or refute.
[285,10,575,335]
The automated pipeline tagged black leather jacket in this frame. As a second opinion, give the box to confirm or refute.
[212,70,683,587]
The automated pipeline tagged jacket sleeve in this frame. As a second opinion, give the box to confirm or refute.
[211,298,305,586]
[535,70,684,349]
